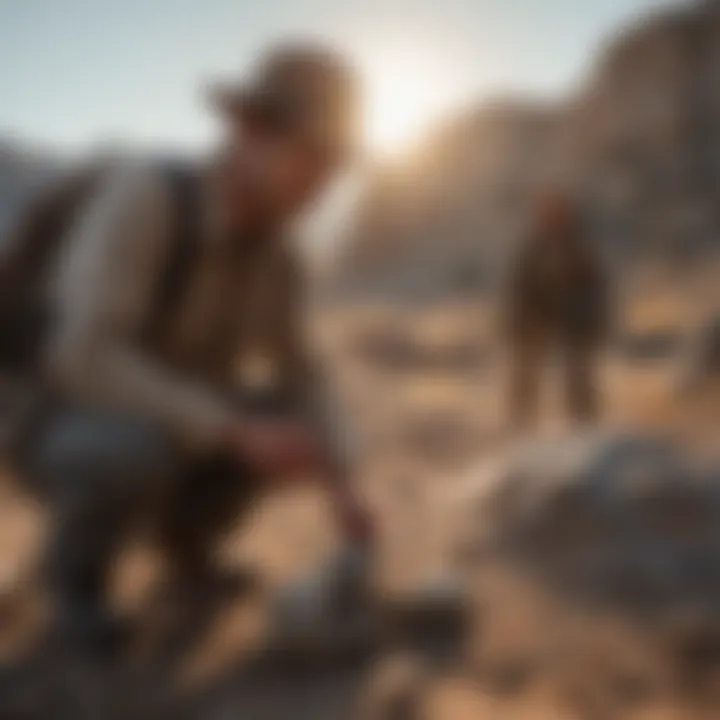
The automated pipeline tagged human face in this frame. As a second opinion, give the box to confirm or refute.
[214,115,332,235]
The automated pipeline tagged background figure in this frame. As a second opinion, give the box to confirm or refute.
[504,192,609,429]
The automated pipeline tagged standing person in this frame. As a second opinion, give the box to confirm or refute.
[2,42,374,657]
[504,192,609,430]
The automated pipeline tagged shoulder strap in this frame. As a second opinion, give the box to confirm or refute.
[146,161,203,338]
[0,162,104,302]
[0,162,107,374]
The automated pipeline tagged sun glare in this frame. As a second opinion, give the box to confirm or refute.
[363,46,459,159]
[367,79,439,157]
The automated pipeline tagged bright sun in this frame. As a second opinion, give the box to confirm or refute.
[363,47,458,158]
[366,80,438,157]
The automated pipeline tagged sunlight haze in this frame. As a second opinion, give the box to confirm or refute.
[0,0,680,158]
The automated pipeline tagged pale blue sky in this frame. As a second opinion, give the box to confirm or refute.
[0,0,684,154]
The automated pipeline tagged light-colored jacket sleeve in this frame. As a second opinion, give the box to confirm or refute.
[45,161,234,449]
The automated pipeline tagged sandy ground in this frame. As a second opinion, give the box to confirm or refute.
[0,294,719,719]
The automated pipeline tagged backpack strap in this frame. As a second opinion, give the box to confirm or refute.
[0,162,107,374]
[0,160,204,373]
[145,162,203,341]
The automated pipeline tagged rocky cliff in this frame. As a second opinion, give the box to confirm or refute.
[332,0,720,300]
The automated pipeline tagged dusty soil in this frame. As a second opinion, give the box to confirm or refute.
[1,295,719,719]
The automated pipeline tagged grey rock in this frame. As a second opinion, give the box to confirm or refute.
[459,433,720,620]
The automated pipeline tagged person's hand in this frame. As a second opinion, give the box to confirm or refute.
[224,417,322,477]
[331,491,377,548]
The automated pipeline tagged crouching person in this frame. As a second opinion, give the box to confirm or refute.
[5,43,374,658]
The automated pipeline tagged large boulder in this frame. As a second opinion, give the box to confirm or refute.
[458,434,720,618]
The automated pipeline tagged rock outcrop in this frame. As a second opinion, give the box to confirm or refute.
[459,433,720,624]
[332,0,720,299]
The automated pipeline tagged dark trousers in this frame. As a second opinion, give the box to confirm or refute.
[508,328,600,428]
[19,407,260,644]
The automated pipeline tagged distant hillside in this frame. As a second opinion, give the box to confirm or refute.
[331,0,720,300]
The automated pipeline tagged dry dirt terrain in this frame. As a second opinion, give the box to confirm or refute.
[0,289,719,719]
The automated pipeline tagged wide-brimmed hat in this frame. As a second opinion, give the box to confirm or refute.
[209,41,360,166]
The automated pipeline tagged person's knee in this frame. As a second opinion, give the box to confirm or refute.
[29,409,178,501]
